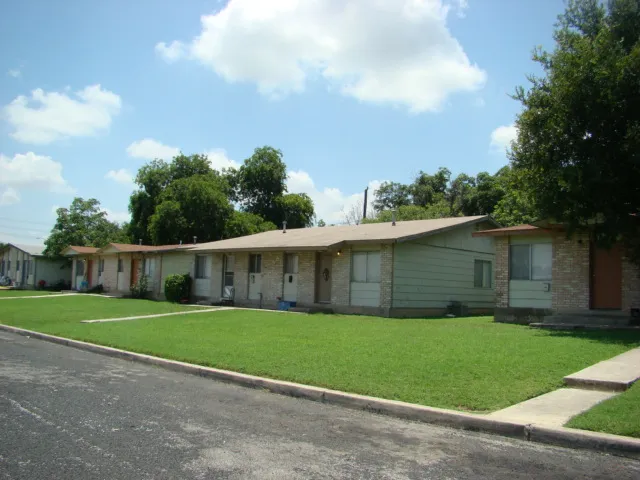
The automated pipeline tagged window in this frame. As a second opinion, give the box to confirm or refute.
[0,260,4,275]
[249,254,262,274]
[351,251,381,283]
[222,255,236,287]
[98,259,105,274]
[76,260,85,276]
[195,255,209,279]
[24,260,30,276]
[144,258,155,277]
[509,244,552,281]
[16,261,20,271]
[117,259,123,273]
[7,261,10,272]
[474,260,492,288]
[284,254,299,274]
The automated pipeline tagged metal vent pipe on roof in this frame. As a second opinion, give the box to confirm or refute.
[139,239,142,245]
[391,210,397,226]
[283,221,287,233]
[193,236,197,244]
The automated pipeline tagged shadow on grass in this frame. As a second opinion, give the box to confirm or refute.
[540,329,640,347]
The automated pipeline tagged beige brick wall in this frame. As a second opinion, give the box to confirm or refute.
[234,252,249,300]
[159,252,194,293]
[331,248,351,306]
[495,237,509,308]
[622,250,640,312]
[552,232,590,310]
[101,255,118,292]
[262,251,284,304]
[297,251,316,304]
[380,243,394,309]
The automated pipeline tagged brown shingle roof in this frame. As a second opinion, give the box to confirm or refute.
[472,224,550,237]
[190,216,497,252]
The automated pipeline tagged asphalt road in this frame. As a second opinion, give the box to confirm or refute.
[1,331,639,480]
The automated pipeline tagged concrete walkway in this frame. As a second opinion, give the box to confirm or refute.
[564,348,640,391]
[487,389,617,427]
[0,293,78,300]
[489,348,640,428]
[81,307,228,323]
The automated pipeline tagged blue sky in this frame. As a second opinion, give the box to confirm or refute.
[0,0,564,244]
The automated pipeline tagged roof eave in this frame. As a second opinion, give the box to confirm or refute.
[395,215,498,244]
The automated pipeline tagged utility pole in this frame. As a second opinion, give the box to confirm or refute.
[363,187,369,220]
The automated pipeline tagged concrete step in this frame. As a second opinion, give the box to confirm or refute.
[564,348,640,392]
[543,315,631,326]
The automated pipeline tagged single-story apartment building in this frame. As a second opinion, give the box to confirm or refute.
[473,223,640,324]
[62,243,189,297]
[0,243,71,289]
[187,215,499,317]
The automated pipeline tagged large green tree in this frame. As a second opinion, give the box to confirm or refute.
[148,174,233,245]
[510,0,640,248]
[44,197,129,256]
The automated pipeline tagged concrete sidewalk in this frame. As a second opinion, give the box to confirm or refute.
[487,389,617,427]
[564,348,640,391]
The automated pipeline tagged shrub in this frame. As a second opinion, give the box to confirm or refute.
[164,273,191,303]
[86,284,104,294]
[130,274,149,299]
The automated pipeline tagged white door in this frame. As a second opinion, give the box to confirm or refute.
[283,254,299,302]
[248,254,262,300]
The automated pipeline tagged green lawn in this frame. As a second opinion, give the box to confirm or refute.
[0,289,61,297]
[566,383,640,438]
[0,295,198,328]
[3,298,639,412]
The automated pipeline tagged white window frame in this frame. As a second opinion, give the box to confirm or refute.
[474,259,492,288]
[195,255,210,279]
[509,244,552,281]
[351,251,381,284]
[249,254,262,274]
[284,254,299,274]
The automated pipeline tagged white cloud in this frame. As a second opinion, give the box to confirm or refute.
[157,0,486,113]
[105,168,134,186]
[155,41,186,63]
[7,68,21,78]
[0,152,73,195]
[490,124,518,152]
[287,170,382,224]
[104,208,131,224]
[3,84,121,145]
[0,187,20,206]
[204,149,240,170]
[126,138,180,160]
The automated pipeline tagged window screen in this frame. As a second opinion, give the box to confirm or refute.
[509,245,530,280]
[351,252,381,283]
[474,260,492,288]
[195,256,208,279]
[531,244,552,280]
[284,254,299,274]
[249,254,262,273]
[76,260,85,276]
[224,255,235,288]
[16,261,20,271]
[117,259,123,273]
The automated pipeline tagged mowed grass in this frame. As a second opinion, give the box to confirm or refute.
[3,297,639,412]
[0,289,61,297]
[0,295,199,330]
[566,383,640,438]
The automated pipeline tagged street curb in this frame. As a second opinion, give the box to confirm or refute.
[3,324,640,459]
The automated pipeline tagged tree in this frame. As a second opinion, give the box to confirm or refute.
[411,167,451,207]
[236,146,287,222]
[373,182,412,212]
[343,199,365,225]
[510,0,640,250]
[223,211,277,238]
[275,193,315,228]
[317,219,327,227]
[129,154,233,244]
[148,174,233,245]
[44,197,129,256]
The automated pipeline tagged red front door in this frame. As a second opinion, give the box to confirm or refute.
[86,260,93,286]
[131,259,140,286]
[591,243,622,309]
